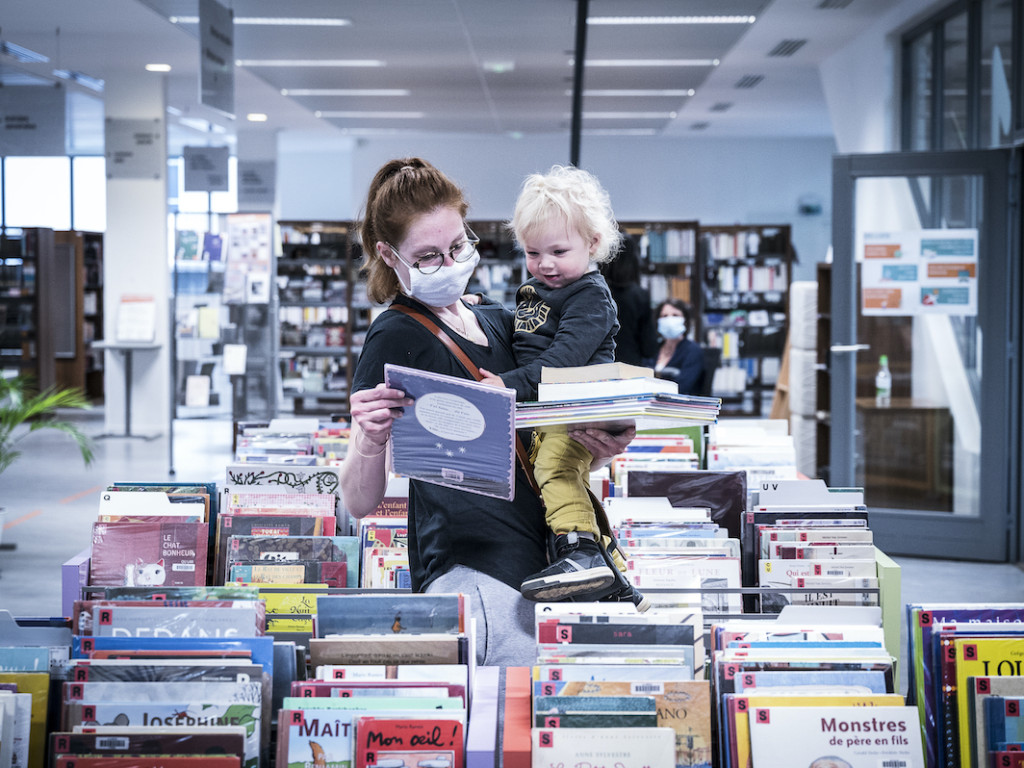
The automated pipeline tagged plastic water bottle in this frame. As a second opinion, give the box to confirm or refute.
[875,355,892,407]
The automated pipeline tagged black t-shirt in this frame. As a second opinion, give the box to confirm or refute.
[351,294,549,592]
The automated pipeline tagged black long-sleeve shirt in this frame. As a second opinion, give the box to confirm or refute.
[500,271,618,401]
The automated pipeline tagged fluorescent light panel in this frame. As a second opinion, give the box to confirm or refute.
[579,89,695,97]
[315,110,424,119]
[582,59,718,67]
[577,111,676,119]
[146,63,172,72]
[246,113,268,122]
[588,16,755,25]
[582,128,660,136]
[171,16,350,26]
[282,88,409,96]
[0,40,49,64]
[238,59,384,67]
[52,69,105,92]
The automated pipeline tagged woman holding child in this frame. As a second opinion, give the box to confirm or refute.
[339,158,633,666]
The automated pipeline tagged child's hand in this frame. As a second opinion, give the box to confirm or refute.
[461,293,482,305]
[477,368,506,388]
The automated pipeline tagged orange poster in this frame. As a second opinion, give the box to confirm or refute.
[864,243,902,259]
[862,287,903,310]
[927,262,976,278]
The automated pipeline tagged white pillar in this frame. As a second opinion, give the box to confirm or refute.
[102,71,170,435]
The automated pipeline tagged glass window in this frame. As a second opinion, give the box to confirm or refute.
[979,0,1014,147]
[942,12,970,150]
[908,32,934,150]
[72,156,106,232]
[3,157,72,230]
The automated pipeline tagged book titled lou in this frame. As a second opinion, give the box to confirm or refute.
[747,705,924,768]
[384,363,515,501]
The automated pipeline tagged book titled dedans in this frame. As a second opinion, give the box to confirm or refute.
[384,363,516,501]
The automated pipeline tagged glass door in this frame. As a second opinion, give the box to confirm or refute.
[830,149,1020,560]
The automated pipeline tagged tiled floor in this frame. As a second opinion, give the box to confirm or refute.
[1,408,1022,695]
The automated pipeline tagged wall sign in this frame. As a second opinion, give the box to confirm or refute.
[861,229,978,316]
[0,85,67,156]
[105,118,163,179]
[237,160,276,209]
[183,145,230,192]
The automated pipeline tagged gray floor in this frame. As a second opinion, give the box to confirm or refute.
[1,408,1023,696]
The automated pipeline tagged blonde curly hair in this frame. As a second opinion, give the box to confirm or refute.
[508,165,622,264]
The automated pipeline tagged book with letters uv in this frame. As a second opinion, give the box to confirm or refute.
[384,363,516,501]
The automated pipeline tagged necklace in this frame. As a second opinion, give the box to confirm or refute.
[443,307,468,337]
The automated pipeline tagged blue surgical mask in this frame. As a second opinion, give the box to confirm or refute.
[658,315,687,340]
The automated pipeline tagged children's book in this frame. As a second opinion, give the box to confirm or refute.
[315,593,465,637]
[353,717,464,768]
[529,726,675,767]
[384,363,517,501]
[277,708,356,768]
[89,521,209,587]
[747,705,924,768]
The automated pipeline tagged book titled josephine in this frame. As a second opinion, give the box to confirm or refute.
[384,363,516,501]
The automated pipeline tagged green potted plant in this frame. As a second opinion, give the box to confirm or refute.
[0,376,94,543]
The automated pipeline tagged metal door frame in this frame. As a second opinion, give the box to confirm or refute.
[831,149,1020,561]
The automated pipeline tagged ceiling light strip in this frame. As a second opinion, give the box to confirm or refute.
[587,16,755,25]
[315,111,424,119]
[171,16,350,26]
[580,89,695,97]
[238,60,384,67]
[583,59,718,67]
[282,88,409,97]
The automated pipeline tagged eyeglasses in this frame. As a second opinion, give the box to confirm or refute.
[386,226,480,275]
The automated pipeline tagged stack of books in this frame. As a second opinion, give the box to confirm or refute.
[515,363,721,433]
[89,485,213,589]
[745,481,876,613]
[280,593,471,767]
[709,612,916,768]
[606,496,742,615]
[0,643,50,768]
[705,419,798,493]
[527,603,710,767]
[60,589,276,768]
[906,602,1024,768]
[356,516,409,589]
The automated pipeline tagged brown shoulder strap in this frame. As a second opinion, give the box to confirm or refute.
[389,302,541,496]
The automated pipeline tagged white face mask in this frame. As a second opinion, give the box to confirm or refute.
[658,315,687,340]
[397,251,481,307]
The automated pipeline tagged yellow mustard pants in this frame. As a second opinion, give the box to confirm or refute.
[531,431,626,573]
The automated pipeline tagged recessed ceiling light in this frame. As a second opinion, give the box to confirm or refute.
[246,113,269,122]
[238,59,384,67]
[582,59,718,67]
[146,63,172,72]
[587,16,756,25]
[483,61,515,74]
[171,16,350,26]
[314,111,424,119]
[281,88,409,97]
[578,89,695,97]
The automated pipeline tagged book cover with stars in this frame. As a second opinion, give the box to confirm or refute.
[384,363,516,501]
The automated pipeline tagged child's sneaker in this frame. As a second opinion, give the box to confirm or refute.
[596,579,652,612]
[520,531,617,601]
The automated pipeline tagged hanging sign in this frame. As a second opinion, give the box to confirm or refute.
[199,0,235,116]
[105,118,163,179]
[861,229,978,316]
[183,145,230,191]
[0,85,67,156]
[237,160,276,209]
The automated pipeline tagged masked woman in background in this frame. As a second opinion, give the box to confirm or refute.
[650,298,705,395]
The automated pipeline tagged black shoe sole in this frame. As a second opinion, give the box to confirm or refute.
[521,569,617,601]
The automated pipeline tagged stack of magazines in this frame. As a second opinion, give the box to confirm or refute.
[515,391,722,432]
